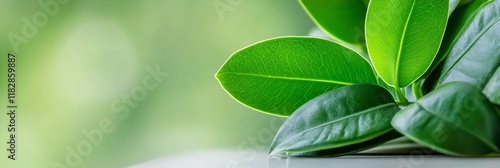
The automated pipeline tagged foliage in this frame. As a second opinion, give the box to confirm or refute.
[216,0,500,157]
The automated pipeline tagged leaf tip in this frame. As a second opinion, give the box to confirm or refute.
[268,150,279,157]
[268,145,281,157]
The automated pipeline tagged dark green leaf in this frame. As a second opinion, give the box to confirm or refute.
[287,130,401,157]
[450,0,461,15]
[366,0,449,87]
[300,0,367,46]
[424,0,496,81]
[269,84,400,156]
[362,0,369,6]
[437,0,500,88]
[459,0,475,6]
[392,82,500,156]
[216,37,377,117]
[484,67,500,105]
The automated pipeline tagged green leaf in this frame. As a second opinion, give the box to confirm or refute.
[269,84,401,156]
[377,77,399,100]
[392,82,500,156]
[362,0,369,6]
[450,0,461,15]
[484,67,500,105]
[424,0,495,81]
[459,0,475,6]
[300,0,367,46]
[216,37,377,117]
[436,0,500,89]
[377,77,408,102]
[365,0,449,87]
[285,130,401,157]
[450,0,479,14]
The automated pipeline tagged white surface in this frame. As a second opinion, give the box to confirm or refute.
[128,150,500,168]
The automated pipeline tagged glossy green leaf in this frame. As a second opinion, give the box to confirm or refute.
[459,0,475,6]
[366,0,449,87]
[269,84,401,156]
[216,37,377,117]
[377,77,408,102]
[392,82,500,156]
[451,0,477,13]
[425,0,495,81]
[377,77,399,100]
[450,0,461,15]
[484,67,500,105]
[362,0,369,6]
[437,0,500,88]
[300,0,367,46]
[286,130,401,157]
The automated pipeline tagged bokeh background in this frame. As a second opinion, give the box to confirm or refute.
[0,0,316,167]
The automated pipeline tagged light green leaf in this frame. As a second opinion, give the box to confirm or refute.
[300,0,367,46]
[392,82,500,156]
[269,84,401,156]
[484,67,500,105]
[216,37,377,117]
[366,0,449,87]
[437,0,500,89]
[300,0,459,48]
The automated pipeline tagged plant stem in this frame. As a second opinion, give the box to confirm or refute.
[395,86,409,106]
[412,81,424,100]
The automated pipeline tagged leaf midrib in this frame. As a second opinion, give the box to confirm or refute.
[272,103,396,153]
[415,102,500,152]
[394,0,417,87]
[218,72,355,86]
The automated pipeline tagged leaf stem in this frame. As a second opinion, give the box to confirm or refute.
[412,81,424,100]
[395,86,409,106]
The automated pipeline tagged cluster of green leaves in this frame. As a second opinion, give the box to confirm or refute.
[216,0,500,157]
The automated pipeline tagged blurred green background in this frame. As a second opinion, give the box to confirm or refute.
[0,0,315,167]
